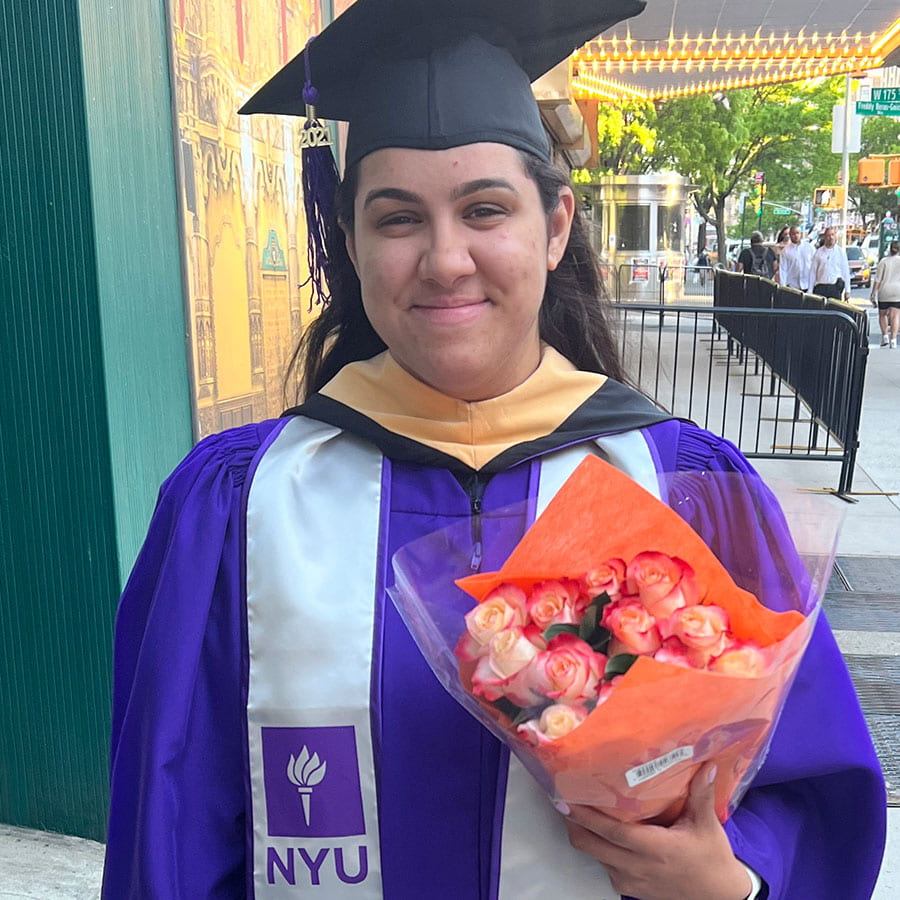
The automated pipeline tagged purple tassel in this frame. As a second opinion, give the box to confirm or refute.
[299,41,340,311]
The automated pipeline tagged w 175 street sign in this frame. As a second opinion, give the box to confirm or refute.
[856,86,900,117]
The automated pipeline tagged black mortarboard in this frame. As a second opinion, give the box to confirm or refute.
[240,0,645,167]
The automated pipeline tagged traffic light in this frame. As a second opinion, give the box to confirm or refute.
[859,157,885,185]
[813,186,845,209]
[753,171,765,215]
[888,158,900,187]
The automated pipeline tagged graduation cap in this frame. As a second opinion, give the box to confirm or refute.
[239,0,645,304]
[241,0,645,165]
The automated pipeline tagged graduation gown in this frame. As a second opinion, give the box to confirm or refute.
[102,349,886,899]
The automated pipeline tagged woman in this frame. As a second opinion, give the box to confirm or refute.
[871,240,900,348]
[101,1,885,898]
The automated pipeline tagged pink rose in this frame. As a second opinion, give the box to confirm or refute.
[526,579,580,630]
[653,639,699,669]
[662,604,730,668]
[470,625,543,703]
[602,598,661,656]
[522,633,605,704]
[517,703,588,745]
[456,584,527,662]
[582,558,627,600]
[627,552,699,619]
[710,641,770,677]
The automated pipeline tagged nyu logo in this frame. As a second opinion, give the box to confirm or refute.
[261,726,366,838]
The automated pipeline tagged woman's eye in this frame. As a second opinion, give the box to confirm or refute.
[377,212,419,228]
[466,205,505,220]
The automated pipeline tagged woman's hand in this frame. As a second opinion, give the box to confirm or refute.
[560,762,753,900]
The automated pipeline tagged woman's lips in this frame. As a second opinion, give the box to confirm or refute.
[411,298,490,325]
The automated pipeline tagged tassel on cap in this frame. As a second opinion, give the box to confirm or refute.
[299,36,340,311]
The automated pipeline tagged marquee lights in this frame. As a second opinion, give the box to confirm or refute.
[569,20,900,101]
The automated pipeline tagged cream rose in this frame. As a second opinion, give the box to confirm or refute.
[456,584,527,661]
[522,633,605,704]
[526,579,580,630]
[710,641,769,677]
[627,551,699,619]
[470,625,544,704]
[517,703,587,745]
[663,604,730,668]
[583,558,627,600]
[602,598,661,656]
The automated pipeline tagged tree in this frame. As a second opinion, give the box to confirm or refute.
[593,100,658,174]
[652,80,838,258]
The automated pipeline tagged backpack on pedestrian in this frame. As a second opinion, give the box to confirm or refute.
[749,246,774,279]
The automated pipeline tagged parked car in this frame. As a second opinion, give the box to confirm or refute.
[860,233,880,266]
[846,245,872,288]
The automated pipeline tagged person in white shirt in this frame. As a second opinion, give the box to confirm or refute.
[810,227,851,300]
[778,226,815,292]
[870,239,900,348]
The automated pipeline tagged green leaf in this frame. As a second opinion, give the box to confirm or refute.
[578,604,599,640]
[493,697,522,721]
[589,626,611,654]
[543,623,579,643]
[605,653,639,680]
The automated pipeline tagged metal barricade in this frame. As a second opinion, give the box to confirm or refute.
[612,299,869,497]
[613,263,717,305]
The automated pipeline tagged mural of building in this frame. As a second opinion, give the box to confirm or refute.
[170,0,324,436]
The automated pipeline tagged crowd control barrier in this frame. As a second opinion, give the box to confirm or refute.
[612,277,869,498]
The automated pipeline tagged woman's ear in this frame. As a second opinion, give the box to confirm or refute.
[547,187,576,272]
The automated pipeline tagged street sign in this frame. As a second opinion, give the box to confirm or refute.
[856,86,900,117]
[772,207,792,215]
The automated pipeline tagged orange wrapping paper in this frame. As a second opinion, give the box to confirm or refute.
[456,455,812,824]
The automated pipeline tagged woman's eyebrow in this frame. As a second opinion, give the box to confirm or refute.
[362,187,422,209]
[363,178,518,209]
[451,178,517,200]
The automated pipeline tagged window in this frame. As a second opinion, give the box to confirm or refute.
[615,205,649,251]
[657,205,682,253]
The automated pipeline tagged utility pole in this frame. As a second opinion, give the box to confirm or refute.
[840,74,851,247]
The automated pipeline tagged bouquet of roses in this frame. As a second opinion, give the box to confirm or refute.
[457,551,776,749]
[390,455,838,824]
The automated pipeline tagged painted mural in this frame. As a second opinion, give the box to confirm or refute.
[169,0,326,436]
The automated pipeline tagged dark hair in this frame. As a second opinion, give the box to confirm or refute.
[891,241,899,256]
[776,226,789,243]
[285,150,625,402]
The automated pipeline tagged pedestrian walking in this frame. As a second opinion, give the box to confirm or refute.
[100,1,887,897]
[735,231,776,279]
[810,227,851,300]
[871,239,900,348]
[779,225,815,292]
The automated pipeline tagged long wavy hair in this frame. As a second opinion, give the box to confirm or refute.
[285,150,625,402]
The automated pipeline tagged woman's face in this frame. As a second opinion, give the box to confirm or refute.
[344,143,574,401]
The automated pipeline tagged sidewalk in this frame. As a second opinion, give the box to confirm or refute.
[1,305,898,898]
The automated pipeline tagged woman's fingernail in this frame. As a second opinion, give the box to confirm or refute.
[553,799,571,815]
[707,764,718,784]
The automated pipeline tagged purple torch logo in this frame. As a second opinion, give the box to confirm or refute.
[286,746,327,826]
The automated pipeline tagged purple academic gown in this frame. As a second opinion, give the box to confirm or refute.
[102,382,886,899]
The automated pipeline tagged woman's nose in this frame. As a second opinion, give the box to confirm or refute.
[417,223,476,286]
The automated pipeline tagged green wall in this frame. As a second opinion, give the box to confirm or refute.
[0,0,192,840]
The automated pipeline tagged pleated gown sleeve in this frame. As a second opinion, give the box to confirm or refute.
[102,421,281,899]
[645,419,887,900]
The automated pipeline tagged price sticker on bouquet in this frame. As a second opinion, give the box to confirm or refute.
[625,746,695,788]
